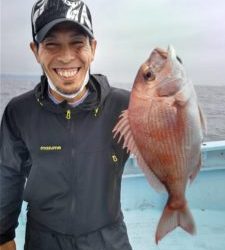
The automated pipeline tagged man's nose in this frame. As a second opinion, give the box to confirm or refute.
[58,46,75,63]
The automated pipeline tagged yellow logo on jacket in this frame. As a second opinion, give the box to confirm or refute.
[40,145,62,151]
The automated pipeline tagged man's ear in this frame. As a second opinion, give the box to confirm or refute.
[30,42,40,63]
[90,39,97,62]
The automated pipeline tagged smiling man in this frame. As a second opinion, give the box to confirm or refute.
[30,21,96,103]
[0,0,132,250]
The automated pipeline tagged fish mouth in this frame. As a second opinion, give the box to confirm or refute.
[152,45,184,97]
[153,45,182,64]
[167,45,177,59]
[154,48,168,59]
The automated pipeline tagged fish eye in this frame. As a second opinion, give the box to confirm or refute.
[144,69,155,81]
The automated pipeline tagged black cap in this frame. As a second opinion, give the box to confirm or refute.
[31,0,94,43]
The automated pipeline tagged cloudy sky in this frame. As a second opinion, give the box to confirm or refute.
[1,0,225,86]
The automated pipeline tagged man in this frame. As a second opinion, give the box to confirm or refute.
[0,0,132,249]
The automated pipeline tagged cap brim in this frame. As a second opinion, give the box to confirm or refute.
[35,18,94,43]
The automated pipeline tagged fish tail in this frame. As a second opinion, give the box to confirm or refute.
[155,203,196,244]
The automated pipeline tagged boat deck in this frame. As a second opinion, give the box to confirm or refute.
[125,208,225,250]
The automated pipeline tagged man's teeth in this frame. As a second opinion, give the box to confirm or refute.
[56,68,79,78]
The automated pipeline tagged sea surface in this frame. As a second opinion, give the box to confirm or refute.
[0,74,225,141]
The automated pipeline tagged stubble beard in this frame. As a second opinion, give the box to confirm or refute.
[55,84,80,95]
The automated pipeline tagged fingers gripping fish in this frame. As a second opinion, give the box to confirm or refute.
[113,45,206,244]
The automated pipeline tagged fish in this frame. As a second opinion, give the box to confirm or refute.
[113,45,206,244]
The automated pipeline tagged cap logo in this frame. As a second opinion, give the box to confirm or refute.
[32,0,49,32]
[79,4,92,31]
[63,0,81,6]
[63,0,92,31]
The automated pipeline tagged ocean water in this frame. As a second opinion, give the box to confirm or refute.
[0,74,224,141]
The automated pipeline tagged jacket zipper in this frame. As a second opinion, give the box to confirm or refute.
[70,148,76,218]
[64,109,76,230]
[66,110,77,231]
[66,109,71,120]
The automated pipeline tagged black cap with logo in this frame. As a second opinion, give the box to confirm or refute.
[31,0,94,43]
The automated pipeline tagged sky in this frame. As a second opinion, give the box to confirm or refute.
[1,0,225,86]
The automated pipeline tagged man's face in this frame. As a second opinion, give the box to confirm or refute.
[30,23,97,95]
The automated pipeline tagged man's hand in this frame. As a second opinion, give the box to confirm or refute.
[0,240,16,250]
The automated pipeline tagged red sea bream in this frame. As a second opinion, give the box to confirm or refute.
[113,46,206,244]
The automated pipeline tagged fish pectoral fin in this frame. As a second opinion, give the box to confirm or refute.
[174,82,192,106]
[113,110,166,192]
[136,153,166,192]
[189,154,202,184]
[155,204,196,244]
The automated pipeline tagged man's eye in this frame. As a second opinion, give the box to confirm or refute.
[72,41,84,46]
[47,43,57,46]
[45,43,59,47]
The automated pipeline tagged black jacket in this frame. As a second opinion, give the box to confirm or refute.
[0,74,130,244]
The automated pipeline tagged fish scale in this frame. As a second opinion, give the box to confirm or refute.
[145,102,183,178]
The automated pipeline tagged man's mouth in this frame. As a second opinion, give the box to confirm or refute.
[54,67,80,79]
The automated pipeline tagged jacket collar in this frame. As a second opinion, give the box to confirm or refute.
[34,74,111,114]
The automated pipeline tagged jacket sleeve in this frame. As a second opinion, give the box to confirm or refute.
[0,103,31,245]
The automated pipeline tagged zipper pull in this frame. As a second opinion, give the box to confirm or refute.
[66,110,71,120]
[112,154,118,163]
[37,98,43,106]
[94,107,99,117]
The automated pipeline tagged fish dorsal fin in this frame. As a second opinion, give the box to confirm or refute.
[113,110,166,192]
